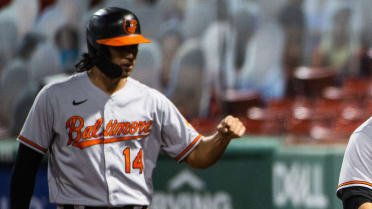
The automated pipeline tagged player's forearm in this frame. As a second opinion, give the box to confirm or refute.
[360,203,372,209]
[10,167,35,209]
[185,115,245,169]
[185,132,231,169]
[10,144,43,209]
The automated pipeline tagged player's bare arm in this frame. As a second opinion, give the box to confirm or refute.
[185,115,246,169]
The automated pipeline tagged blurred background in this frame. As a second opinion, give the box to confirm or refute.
[0,0,371,208]
[0,0,372,142]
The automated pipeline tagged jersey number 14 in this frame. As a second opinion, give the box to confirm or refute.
[123,147,144,174]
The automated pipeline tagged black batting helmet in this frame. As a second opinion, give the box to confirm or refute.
[84,7,151,78]
[87,7,151,51]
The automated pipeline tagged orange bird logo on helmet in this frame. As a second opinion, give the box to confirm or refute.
[124,19,137,34]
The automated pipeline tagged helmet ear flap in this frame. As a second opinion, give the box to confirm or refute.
[86,30,121,78]
[86,28,110,60]
[87,41,109,59]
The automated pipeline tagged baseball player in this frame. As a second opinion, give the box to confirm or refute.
[337,117,372,209]
[9,7,246,209]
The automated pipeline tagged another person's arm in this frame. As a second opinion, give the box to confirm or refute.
[360,203,372,209]
[185,115,245,169]
[338,186,372,209]
[337,130,372,209]
[10,143,44,209]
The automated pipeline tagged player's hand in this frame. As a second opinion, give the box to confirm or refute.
[217,115,246,139]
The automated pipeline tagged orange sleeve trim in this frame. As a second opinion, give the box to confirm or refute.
[337,181,372,188]
[175,135,202,162]
[18,135,48,153]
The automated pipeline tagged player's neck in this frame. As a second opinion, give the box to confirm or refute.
[87,66,127,95]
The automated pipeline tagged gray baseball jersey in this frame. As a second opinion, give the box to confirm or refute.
[17,72,202,206]
[337,117,372,192]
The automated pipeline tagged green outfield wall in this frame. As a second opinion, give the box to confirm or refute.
[0,137,346,209]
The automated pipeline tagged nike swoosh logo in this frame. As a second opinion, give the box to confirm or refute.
[72,99,88,105]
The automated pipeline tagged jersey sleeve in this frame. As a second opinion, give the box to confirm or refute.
[337,131,372,192]
[17,87,54,155]
[159,96,202,163]
[337,186,372,209]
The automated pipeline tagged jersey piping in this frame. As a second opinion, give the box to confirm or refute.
[175,134,202,162]
[18,135,48,154]
[338,181,372,190]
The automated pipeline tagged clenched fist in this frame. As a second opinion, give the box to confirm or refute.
[217,115,246,139]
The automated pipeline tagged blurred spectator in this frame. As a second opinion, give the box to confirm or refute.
[9,81,40,136]
[89,0,105,9]
[159,0,185,21]
[312,7,359,81]
[279,0,305,97]
[28,41,61,82]
[8,73,69,137]
[34,0,88,41]
[302,0,333,65]
[256,0,288,21]
[0,19,18,75]
[168,39,208,119]
[224,0,287,102]
[358,28,372,77]
[0,32,43,134]
[182,0,218,39]
[105,0,165,39]
[38,0,57,15]
[15,32,44,63]
[79,0,107,53]
[131,40,162,90]
[225,2,259,95]
[157,19,184,91]
[228,0,286,101]
[201,0,235,102]
[230,6,257,74]
[1,32,44,84]
[0,0,370,140]
[0,0,39,41]
[234,21,285,101]
[54,24,80,73]
[0,64,28,128]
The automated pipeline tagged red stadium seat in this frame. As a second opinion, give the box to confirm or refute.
[221,89,261,117]
[292,66,337,98]
[190,118,220,136]
[244,107,284,135]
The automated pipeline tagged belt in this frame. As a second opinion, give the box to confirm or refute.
[63,205,148,209]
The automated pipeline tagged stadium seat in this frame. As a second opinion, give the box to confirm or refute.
[244,106,284,135]
[190,117,220,136]
[221,89,261,117]
[286,98,313,136]
[293,66,337,98]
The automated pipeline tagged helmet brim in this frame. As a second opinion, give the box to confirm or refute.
[96,34,151,46]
